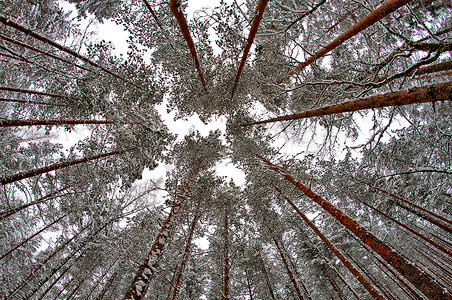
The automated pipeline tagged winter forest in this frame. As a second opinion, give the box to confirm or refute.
[1,0,451,299]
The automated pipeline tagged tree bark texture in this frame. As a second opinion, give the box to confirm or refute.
[231,0,269,99]
[0,33,91,71]
[123,161,202,300]
[171,211,200,300]
[244,81,452,126]
[272,237,304,299]
[0,214,67,261]
[279,0,411,82]
[1,149,127,185]
[275,187,384,299]
[259,155,451,299]
[0,188,66,220]
[0,16,138,88]
[169,0,208,94]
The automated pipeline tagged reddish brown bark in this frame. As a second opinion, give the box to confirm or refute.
[0,119,133,127]
[244,81,452,126]
[0,214,67,260]
[0,16,138,88]
[279,0,411,83]
[275,187,383,299]
[0,33,91,72]
[415,61,452,76]
[1,149,127,185]
[371,185,452,232]
[6,223,90,299]
[259,155,450,299]
[0,188,67,220]
[171,210,200,300]
[169,0,208,94]
[223,205,230,300]
[360,200,452,256]
[0,86,74,99]
[123,161,202,300]
[97,272,118,300]
[272,237,304,299]
[0,97,68,107]
[231,0,269,99]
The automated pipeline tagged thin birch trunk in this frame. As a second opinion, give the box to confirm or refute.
[1,149,128,185]
[260,155,450,299]
[231,0,269,98]
[243,81,452,126]
[123,161,202,300]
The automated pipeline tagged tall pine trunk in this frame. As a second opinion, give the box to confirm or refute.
[259,155,450,299]
[171,209,200,300]
[223,205,230,300]
[0,119,132,127]
[0,97,69,107]
[123,161,202,300]
[0,188,66,220]
[0,16,138,88]
[1,149,128,185]
[168,0,208,94]
[97,272,118,300]
[279,0,411,82]
[244,81,452,126]
[271,236,304,299]
[275,187,383,299]
[231,0,269,99]
[0,86,74,99]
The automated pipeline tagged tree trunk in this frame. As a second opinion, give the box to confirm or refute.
[96,272,118,300]
[66,278,86,300]
[272,236,304,299]
[168,0,208,94]
[244,81,452,126]
[0,86,74,99]
[171,209,200,300]
[415,61,452,76]
[0,188,67,220]
[360,199,452,256]
[223,205,230,300]
[0,214,67,260]
[231,0,269,99]
[85,256,120,299]
[37,260,75,300]
[0,16,138,88]
[245,270,254,300]
[53,278,75,300]
[0,119,132,127]
[279,0,411,82]
[259,257,277,300]
[6,223,90,299]
[0,33,91,71]
[259,155,450,299]
[123,161,202,300]
[0,97,69,107]
[1,149,128,185]
[274,187,383,299]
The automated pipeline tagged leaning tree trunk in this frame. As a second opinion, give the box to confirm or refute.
[97,272,118,300]
[123,160,202,300]
[169,0,208,94]
[0,119,133,127]
[0,86,75,99]
[0,188,67,220]
[272,236,304,299]
[6,223,90,299]
[0,16,138,88]
[259,257,277,300]
[0,214,67,261]
[275,187,383,299]
[0,97,69,107]
[223,205,230,300]
[259,155,450,299]
[244,81,452,126]
[231,0,269,99]
[171,209,201,300]
[279,0,411,82]
[1,149,129,185]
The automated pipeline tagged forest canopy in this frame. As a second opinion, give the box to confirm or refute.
[0,0,451,299]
